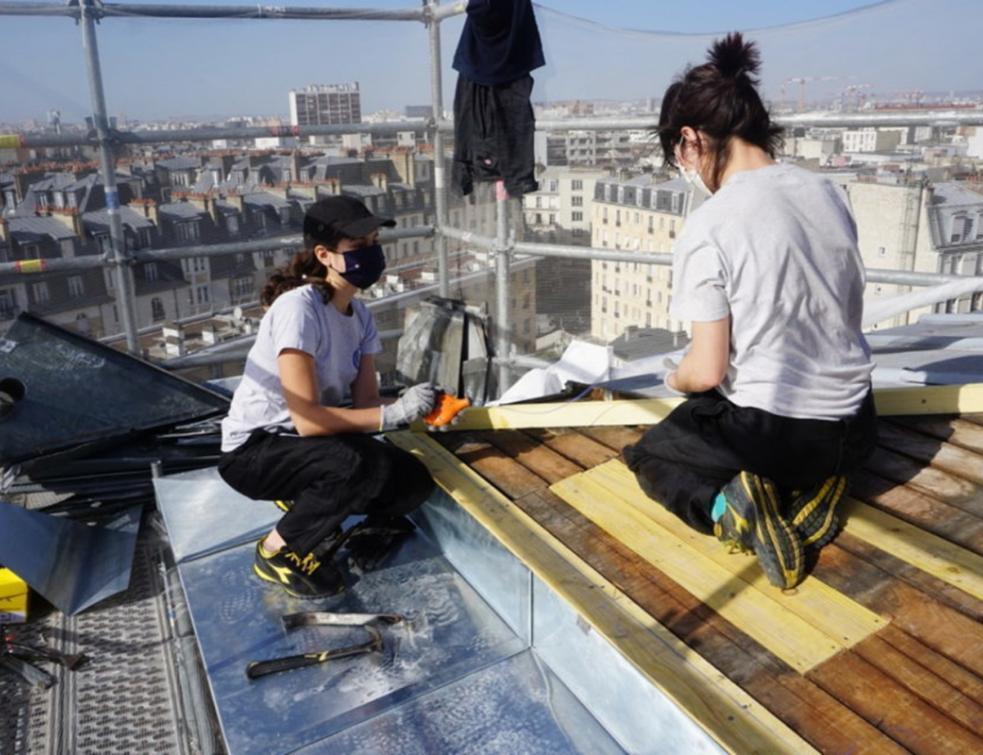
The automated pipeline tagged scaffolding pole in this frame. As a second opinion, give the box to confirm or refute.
[80,0,140,354]
[494,181,511,395]
[426,0,451,297]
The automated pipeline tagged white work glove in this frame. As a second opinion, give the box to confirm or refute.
[662,356,686,397]
[380,383,437,431]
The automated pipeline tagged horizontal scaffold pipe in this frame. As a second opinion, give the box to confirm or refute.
[131,225,432,264]
[864,269,975,287]
[10,109,983,149]
[515,240,672,266]
[0,254,109,277]
[0,226,433,279]
[0,1,76,16]
[777,111,983,129]
[158,260,538,368]
[11,121,434,149]
[0,1,465,21]
[162,327,404,369]
[438,226,983,286]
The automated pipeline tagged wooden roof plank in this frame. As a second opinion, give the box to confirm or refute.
[853,634,983,735]
[839,498,983,600]
[576,425,646,453]
[814,543,983,678]
[890,415,983,455]
[876,421,983,486]
[862,446,982,515]
[474,429,584,484]
[807,651,983,754]
[834,532,983,622]
[850,470,983,555]
[523,428,620,469]
[879,623,983,704]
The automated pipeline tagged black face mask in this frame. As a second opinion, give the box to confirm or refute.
[340,243,386,290]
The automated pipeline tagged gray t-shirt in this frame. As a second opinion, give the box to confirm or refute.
[221,285,382,451]
[670,163,873,420]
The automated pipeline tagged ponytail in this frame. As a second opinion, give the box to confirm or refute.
[657,32,783,191]
[261,226,345,306]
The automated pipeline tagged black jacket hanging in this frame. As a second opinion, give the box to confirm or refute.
[451,0,544,197]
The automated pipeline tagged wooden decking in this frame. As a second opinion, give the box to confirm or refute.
[394,412,983,754]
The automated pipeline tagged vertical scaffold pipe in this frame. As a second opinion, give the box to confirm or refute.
[426,0,450,298]
[495,180,511,396]
[80,0,140,353]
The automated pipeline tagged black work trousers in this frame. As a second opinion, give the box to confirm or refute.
[622,390,877,535]
[218,431,435,555]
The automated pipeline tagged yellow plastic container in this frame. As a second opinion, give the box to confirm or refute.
[0,567,28,623]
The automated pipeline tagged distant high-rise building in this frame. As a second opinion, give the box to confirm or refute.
[288,82,362,127]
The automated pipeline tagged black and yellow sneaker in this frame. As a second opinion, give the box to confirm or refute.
[715,472,805,590]
[253,541,345,599]
[787,475,848,549]
[273,499,293,513]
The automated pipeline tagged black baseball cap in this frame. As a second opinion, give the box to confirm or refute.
[304,195,396,241]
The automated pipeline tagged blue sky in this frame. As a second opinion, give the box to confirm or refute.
[1,0,981,123]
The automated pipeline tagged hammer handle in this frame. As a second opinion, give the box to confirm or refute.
[245,643,374,680]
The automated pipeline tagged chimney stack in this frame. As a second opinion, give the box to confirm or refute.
[318,177,342,197]
[186,192,218,224]
[129,197,159,227]
[370,171,388,191]
[290,150,304,183]
[392,148,417,187]
[48,207,84,239]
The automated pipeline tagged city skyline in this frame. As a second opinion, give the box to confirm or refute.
[1,0,982,123]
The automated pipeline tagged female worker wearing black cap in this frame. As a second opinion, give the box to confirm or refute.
[217,195,436,599]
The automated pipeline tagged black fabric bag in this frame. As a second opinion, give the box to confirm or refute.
[452,73,538,197]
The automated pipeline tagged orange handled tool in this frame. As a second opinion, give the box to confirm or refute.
[424,393,471,428]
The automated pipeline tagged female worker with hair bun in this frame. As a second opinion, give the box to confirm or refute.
[218,195,436,599]
[623,33,877,590]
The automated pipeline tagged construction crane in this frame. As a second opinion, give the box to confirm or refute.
[781,77,811,112]
[781,76,844,112]
[841,83,872,112]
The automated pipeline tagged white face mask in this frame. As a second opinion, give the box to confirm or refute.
[675,143,711,197]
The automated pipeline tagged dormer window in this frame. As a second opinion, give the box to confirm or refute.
[176,221,200,242]
[950,214,970,244]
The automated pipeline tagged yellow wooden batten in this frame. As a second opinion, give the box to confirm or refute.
[840,497,983,601]
[550,461,884,673]
[389,431,815,755]
[410,383,983,432]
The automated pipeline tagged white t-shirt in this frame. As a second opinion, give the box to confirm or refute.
[670,163,873,421]
[221,285,382,451]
